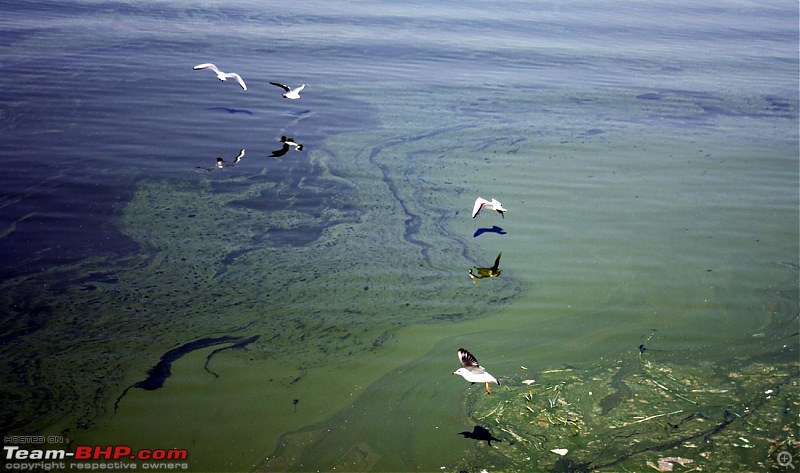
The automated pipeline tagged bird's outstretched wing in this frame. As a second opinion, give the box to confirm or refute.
[233,149,245,163]
[193,63,219,72]
[270,82,291,92]
[270,144,290,158]
[458,348,481,368]
[491,252,502,271]
[228,73,247,90]
[472,197,489,218]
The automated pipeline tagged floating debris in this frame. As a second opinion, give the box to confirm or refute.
[647,456,694,471]
[460,344,798,472]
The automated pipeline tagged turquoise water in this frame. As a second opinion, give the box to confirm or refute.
[1,1,797,471]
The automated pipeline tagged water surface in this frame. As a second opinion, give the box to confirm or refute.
[0,0,797,471]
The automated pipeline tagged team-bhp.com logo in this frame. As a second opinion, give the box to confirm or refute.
[5,445,189,470]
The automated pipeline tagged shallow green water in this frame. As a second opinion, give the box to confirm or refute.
[4,79,796,471]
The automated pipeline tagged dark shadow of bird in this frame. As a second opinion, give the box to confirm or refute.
[469,252,502,280]
[458,425,502,446]
[473,226,507,238]
[269,136,304,157]
[207,107,253,115]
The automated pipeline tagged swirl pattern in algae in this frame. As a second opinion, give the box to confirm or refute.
[0,118,523,470]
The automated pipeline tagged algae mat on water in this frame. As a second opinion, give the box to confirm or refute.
[453,328,798,472]
[0,120,523,467]
[2,79,796,471]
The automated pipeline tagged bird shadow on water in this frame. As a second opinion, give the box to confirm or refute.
[473,226,506,238]
[206,107,253,115]
[458,425,502,446]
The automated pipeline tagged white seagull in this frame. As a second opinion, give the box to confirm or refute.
[453,348,500,394]
[193,63,247,90]
[472,197,507,219]
[195,149,245,172]
[269,136,304,157]
[270,82,305,99]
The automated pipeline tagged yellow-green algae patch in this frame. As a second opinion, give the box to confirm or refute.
[456,345,797,472]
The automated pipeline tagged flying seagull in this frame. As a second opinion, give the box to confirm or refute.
[269,136,303,157]
[195,149,245,172]
[196,157,227,172]
[270,82,305,99]
[468,252,502,281]
[472,197,507,219]
[453,348,499,394]
[193,63,247,90]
